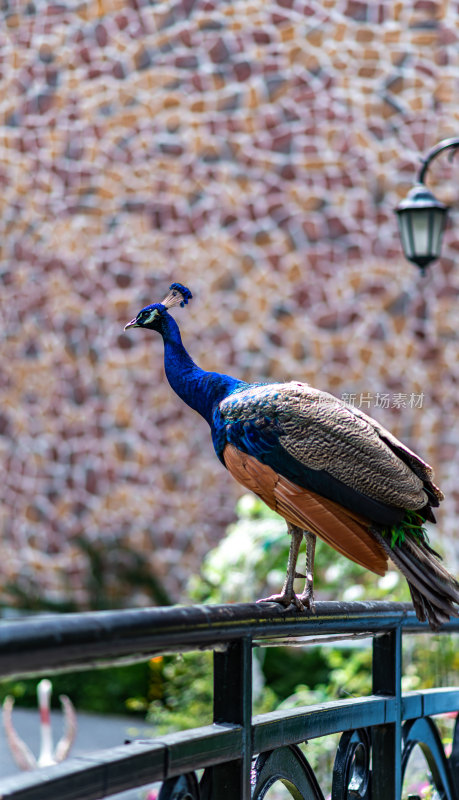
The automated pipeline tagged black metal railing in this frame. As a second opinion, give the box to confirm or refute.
[0,601,458,800]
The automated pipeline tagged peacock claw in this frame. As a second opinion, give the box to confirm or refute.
[257,592,305,612]
[298,589,316,613]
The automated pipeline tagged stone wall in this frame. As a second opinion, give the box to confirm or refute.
[1,0,459,608]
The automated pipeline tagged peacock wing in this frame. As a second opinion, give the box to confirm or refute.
[223,444,388,575]
[219,382,430,513]
[348,404,444,504]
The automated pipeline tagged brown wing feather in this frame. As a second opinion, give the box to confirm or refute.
[224,444,388,576]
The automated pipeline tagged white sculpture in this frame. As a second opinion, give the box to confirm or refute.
[3,679,77,770]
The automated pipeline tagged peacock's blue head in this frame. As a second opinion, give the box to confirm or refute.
[124,283,192,332]
[124,302,167,331]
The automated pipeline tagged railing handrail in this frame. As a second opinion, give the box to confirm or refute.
[1,600,458,680]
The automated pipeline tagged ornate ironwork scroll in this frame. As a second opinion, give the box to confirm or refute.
[451,712,459,798]
[251,744,325,800]
[401,716,457,800]
[332,728,370,800]
[158,771,200,800]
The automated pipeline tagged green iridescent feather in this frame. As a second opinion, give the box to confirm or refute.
[382,510,429,549]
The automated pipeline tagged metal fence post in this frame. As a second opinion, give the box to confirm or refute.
[211,636,252,799]
[372,627,402,800]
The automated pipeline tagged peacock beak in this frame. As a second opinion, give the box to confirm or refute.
[124,317,140,330]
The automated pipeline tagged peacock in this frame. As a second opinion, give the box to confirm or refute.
[124,283,459,629]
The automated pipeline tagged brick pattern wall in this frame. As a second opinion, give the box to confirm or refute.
[1,0,459,607]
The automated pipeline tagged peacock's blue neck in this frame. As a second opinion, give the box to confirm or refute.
[161,315,243,426]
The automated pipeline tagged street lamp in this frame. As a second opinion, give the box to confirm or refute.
[395,137,459,273]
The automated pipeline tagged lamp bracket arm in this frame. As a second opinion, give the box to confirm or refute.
[418,136,459,185]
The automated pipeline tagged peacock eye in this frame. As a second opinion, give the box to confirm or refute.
[139,307,160,325]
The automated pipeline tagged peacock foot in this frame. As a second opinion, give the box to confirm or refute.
[298,585,316,613]
[257,591,305,612]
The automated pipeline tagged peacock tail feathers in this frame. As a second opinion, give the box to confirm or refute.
[371,524,459,630]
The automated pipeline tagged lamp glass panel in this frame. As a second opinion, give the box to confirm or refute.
[397,212,414,259]
[411,209,430,257]
[430,208,447,257]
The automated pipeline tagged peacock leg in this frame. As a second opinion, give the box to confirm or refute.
[299,530,316,611]
[257,523,305,611]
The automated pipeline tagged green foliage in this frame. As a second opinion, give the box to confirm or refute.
[402,633,459,692]
[322,646,372,699]
[262,646,330,701]
[147,650,277,732]
[0,662,151,715]
[148,652,213,732]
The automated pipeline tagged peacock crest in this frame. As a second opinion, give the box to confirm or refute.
[160,283,193,310]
